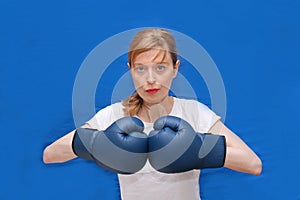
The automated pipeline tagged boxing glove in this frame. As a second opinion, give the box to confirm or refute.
[148,116,226,173]
[72,117,148,174]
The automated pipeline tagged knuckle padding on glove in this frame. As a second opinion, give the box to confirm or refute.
[149,133,226,173]
[72,117,148,174]
[148,116,226,173]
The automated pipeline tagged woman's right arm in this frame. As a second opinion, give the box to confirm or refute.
[43,124,91,164]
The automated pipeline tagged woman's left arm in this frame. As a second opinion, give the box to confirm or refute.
[208,120,262,176]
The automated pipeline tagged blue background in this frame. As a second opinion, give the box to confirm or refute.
[1,0,299,199]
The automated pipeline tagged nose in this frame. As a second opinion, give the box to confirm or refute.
[146,69,156,84]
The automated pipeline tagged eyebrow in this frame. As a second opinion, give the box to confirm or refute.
[133,61,170,65]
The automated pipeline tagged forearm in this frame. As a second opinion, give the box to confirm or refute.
[43,130,77,163]
[224,147,262,176]
[208,120,262,175]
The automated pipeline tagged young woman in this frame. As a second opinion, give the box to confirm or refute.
[43,28,262,200]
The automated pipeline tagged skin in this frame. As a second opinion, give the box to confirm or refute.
[129,49,180,123]
[43,49,262,176]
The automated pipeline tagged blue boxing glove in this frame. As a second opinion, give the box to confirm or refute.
[148,116,226,173]
[72,117,148,174]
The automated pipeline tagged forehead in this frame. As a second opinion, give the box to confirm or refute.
[133,49,172,65]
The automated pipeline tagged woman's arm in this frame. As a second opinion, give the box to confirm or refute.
[43,124,92,164]
[208,120,262,176]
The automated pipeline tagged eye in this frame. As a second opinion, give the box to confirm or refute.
[134,66,145,72]
[156,65,166,71]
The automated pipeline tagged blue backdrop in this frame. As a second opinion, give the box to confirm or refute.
[1,0,299,199]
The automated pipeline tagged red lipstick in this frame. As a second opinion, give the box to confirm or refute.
[146,88,159,94]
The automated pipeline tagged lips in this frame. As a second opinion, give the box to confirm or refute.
[146,88,159,94]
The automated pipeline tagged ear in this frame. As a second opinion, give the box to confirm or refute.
[128,62,134,76]
[172,60,180,78]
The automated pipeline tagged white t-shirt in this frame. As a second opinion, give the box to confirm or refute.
[86,97,220,200]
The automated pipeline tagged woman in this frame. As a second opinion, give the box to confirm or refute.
[43,28,262,200]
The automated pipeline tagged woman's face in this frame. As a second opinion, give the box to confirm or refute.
[130,49,180,105]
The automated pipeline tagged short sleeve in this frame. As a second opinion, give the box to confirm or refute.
[172,98,221,133]
[193,101,221,133]
[85,102,124,130]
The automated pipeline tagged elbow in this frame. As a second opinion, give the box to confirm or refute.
[251,157,262,176]
[43,146,55,164]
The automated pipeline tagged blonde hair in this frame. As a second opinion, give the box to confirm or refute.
[122,28,178,116]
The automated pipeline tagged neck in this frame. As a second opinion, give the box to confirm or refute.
[138,96,174,123]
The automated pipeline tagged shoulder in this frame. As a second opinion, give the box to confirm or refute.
[95,102,125,120]
[174,97,211,112]
[86,102,125,130]
[99,102,124,114]
[173,97,220,132]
